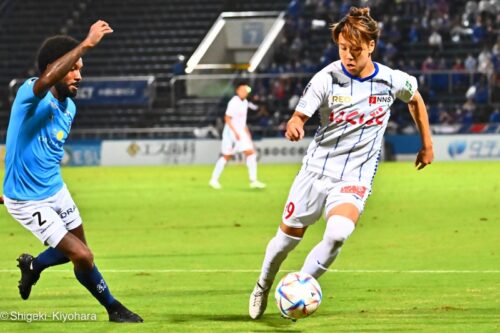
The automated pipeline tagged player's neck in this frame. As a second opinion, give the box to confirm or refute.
[358,61,375,78]
[50,87,67,102]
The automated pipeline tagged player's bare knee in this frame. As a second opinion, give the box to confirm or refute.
[71,246,94,270]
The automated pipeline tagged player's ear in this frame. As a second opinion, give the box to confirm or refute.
[368,40,375,55]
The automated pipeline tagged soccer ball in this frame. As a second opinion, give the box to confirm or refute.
[275,272,322,320]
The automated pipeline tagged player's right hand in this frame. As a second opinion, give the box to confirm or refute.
[84,20,113,48]
[285,120,305,141]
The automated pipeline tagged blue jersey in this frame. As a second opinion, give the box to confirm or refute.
[3,78,76,200]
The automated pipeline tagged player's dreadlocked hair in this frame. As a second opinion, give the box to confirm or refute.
[331,7,379,50]
[36,35,80,74]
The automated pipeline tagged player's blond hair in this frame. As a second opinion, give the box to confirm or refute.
[331,7,379,51]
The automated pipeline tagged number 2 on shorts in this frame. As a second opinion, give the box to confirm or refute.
[32,211,47,226]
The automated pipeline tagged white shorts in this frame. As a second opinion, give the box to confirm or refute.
[221,126,253,155]
[282,169,371,228]
[3,185,82,247]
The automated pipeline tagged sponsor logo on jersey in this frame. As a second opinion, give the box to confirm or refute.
[405,80,414,95]
[60,205,77,219]
[329,107,387,126]
[340,185,367,199]
[330,95,352,104]
[369,95,393,104]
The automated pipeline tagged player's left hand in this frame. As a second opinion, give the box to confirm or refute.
[415,146,434,170]
[84,20,114,48]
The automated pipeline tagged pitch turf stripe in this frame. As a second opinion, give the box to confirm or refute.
[1,269,500,274]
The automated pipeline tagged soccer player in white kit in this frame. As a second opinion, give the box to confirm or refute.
[209,83,266,189]
[249,7,434,319]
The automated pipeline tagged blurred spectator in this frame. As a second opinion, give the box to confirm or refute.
[477,46,495,79]
[172,54,186,98]
[422,55,437,71]
[172,54,185,76]
[387,19,402,44]
[452,57,468,88]
[463,1,479,25]
[489,107,500,123]
[287,0,301,20]
[408,19,420,44]
[452,57,465,71]
[288,93,300,111]
[464,53,478,71]
[256,104,272,135]
[478,0,496,18]
[472,77,490,103]
[437,57,448,70]
[472,15,487,43]
[438,103,454,124]
[458,107,475,126]
[428,29,443,51]
[437,0,450,17]
[450,17,467,43]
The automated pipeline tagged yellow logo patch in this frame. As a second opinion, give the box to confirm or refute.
[330,95,352,104]
[56,131,64,141]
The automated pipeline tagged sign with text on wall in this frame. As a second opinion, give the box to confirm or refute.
[101,139,311,166]
[433,134,500,161]
[74,76,155,106]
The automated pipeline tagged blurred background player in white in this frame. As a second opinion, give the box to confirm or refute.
[249,7,434,319]
[209,82,266,189]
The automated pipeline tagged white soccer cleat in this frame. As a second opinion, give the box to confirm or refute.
[250,180,266,189]
[249,282,270,319]
[209,179,222,190]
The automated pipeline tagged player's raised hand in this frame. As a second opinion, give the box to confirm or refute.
[415,146,434,170]
[84,20,113,48]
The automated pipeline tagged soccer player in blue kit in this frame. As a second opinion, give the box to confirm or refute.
[1,21,143,323]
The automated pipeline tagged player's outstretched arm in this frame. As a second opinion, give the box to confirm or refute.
[407,91,434,170]
[33,20,113,98]
[285,111,309,142]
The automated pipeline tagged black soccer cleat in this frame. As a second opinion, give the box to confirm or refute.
[16,253,40,300]
[107,300,144,323]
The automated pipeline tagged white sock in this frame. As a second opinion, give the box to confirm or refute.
[301,215,355,278]
[258,228,301,289]
[246,154,258,182]
[211,157,227,181]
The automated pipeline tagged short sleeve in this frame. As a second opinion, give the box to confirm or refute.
[295,72,328,117]
[225,97,238,117]
[18,78,41,103]
[392,70,418,103]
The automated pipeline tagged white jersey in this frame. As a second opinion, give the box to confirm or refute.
[295,60,418,184]
[224,95,250,134]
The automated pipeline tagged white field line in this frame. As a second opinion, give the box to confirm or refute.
[0,269,499,274]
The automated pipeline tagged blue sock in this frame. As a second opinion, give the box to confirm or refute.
[74,265,116,308]
[32,247,70,273]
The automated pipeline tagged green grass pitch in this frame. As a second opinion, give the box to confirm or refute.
[0,162,499,332]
